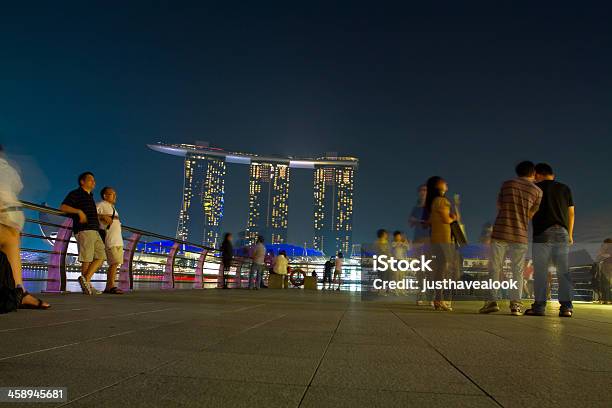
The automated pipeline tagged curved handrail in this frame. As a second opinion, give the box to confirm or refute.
[18,200,251,292]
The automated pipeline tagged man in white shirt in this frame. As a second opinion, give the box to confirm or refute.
[97,187,124,294]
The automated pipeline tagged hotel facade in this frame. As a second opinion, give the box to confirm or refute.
[149,142,357,255]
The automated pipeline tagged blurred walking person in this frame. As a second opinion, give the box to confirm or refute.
[60,172,106,295]
[410,184,431,305]
[249,235,266,290]
[0,145,50,311]
[219,233,233,289]
[97,187,124,294]
[480,161,542,316]
[391,231,409,295]
[425,176,457,311]
[596,238,612,304]
[334,251,344,291]
[526,163,575,317]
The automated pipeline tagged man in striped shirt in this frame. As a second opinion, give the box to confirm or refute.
[479,161,543,316]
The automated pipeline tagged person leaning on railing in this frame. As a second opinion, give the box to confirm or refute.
[59,172,107,295]
[0,145,50,311]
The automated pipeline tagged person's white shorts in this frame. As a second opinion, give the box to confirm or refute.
[105,246,124,266]
[76,230,106,263]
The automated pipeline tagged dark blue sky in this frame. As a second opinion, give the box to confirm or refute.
[2,1,611,244]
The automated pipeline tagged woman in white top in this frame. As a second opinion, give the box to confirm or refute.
[0,146,50,310]
[273,250,289,289]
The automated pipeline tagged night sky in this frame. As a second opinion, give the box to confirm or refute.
[2,1,611,245]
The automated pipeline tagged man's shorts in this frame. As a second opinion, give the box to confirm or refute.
[105,246,124,266]
[76,230,106,263]
[334,269,342,277]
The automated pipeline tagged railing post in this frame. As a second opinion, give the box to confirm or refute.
[46,218,72,293]
[194,249,208,289]
[119,232,141,292]
[163,242,180,289]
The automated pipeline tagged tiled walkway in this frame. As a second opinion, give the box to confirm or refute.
[1,290,610,407]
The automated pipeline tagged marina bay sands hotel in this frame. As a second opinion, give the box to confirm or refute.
[149,142,358,256]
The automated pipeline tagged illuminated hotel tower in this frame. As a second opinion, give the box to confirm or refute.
[246,162,290,245]
[176,152,226,247]
[313,156,356,257]
[149,143,357,252]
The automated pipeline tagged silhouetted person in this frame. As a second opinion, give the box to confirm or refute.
[526,163,575,317]
[220,233,233,289]
[479,161,542,316]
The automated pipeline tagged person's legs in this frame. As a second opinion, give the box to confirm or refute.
[106,263,118,289]
[508,243,527,304]
[85,258,104,281]
[248,264,256,289]
[551,228,572,311]
[334,270,341,290]
[602,268,611,303]
[0,224,23,286]
[256,264,265,289]
[532,238,551,312]
[0,224,50,308]
[431,244,448,302]
[487,240,506,302]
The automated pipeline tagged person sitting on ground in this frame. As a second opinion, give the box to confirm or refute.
[97,186,124,294]
[60,172,106,295]
[272,250,289,289]
[0,145,50,310]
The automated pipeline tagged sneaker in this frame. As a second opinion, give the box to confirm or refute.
[78,276,92,295]
[510,303,523,316]
[559,308,573,317]
[524,308,546,316]
[479,301,500,314]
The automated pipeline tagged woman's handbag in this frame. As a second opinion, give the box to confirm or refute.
[98,207,115,243]
[450,221,468,247]
[0,251,19,314]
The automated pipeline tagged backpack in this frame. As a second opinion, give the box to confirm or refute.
[0,251,19,314]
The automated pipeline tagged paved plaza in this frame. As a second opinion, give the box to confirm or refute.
[1,290,610,407]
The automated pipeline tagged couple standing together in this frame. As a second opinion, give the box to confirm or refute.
[479,161,575,317]
[419,161,574,316]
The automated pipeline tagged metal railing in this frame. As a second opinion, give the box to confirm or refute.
[19,201,254,293]
[17,201,599,300]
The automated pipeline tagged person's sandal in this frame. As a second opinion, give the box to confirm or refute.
[103,287,124,295]
[18,290,51,310]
